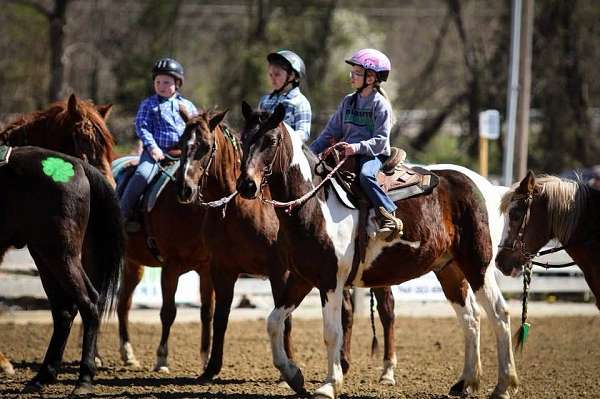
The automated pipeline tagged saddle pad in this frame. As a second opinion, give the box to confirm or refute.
[144,160,180,213]
[0,145,12,167]
[111,155,180,213]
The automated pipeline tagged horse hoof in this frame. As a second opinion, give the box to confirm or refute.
[313,383,336,399]
[449,379,467,396]
[125,359,141,368]
[490,387,511,399]
[286,368,306,395]
[22,381,43,393]
[70,382,93,397]
[154,365,170,373]
[198,371,215,383]
[379,376,396,386]
[0,361,15,375]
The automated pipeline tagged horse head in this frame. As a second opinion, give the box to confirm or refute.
[496,171,553,276]
[177,108,228,204]
[236,101,286,199]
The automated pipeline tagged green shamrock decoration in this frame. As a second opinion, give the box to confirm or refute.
[42,157,75,183]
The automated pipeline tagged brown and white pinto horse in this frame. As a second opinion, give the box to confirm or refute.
[496,171,600,308]
[177,109,398,384]
[236,102,518,399]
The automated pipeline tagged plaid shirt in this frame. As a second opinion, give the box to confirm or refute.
[258,87,311,142]
[135,94,198,151]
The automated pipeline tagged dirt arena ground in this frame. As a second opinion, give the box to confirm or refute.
[0,316,598,398]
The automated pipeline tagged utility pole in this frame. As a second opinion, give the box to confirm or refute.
[514,0,534,180]
[503,0,522,186]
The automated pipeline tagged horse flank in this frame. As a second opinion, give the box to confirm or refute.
[500,175,589,244]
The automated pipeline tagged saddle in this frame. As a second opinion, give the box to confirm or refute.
[321,147,439,211]
[112,152,181,263]
[317,148,439,285]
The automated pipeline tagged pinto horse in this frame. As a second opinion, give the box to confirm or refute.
[177,109,401,384]
[0,94,115,185]
[496,171,600,308]
[0,146,124,395]
[236,102,518,399]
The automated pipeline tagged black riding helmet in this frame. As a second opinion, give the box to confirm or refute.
[152,58,184,86]
[267,50,306,86]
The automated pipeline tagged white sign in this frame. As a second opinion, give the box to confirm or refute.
[394,272,445,301]
[132,267,200,307]
[479,109,501,139]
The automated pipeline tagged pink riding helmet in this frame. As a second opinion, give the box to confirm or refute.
[345,48,391,82]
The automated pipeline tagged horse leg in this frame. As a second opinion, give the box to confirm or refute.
[436,261,482,396]
[268,272,313,395]
[117,260,144,367]
[23,270,77,393]
[198,268,215,370]
[340,288,353,375]
[154,266,180,373]
[0,352,14,375]
[199,266,236,381]
[314,282,347,399]
[578,261,600,311]
[474,266,518,399]
[373,286,397,385]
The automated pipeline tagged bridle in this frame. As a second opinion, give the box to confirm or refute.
[498,193,536,262]
[180,129,217,204]
[498,191,576,268]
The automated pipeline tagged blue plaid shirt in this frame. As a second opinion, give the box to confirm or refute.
[135,93,198,151]
[258,87,311,142]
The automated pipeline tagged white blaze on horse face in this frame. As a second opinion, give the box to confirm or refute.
[284,122,312,183]
[499,201,518,249]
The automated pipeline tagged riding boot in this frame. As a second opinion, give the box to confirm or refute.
[376,207,403,241]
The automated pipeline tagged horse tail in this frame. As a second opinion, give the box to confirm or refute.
[82,162,125,318]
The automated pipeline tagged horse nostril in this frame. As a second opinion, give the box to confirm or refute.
[237,179,257,198]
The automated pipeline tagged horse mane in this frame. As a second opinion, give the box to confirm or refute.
[500,175,589,243]
[0,98,115,161]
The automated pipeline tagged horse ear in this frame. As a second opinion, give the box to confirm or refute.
[67,94,81,116]
[518,170,536,194]
[241,101,253,121]
[96,104,113,120]
[179,104,191,123]
[209,110,229,132]
[264,103,286,131]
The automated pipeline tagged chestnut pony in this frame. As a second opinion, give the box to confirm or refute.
[236,102,518,399]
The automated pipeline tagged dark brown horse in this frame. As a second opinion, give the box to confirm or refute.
[236,103,518,399]
[0,94,115,185]
[496,171,600,308]
[0,94,116,375]
[0,146,124,395]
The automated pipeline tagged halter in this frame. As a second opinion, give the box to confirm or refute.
[498,192,576,268]
[256,132,347,215]
[180,125,239,213]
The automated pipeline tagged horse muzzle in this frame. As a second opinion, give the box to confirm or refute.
[495,249,524,277]
[236,178,259,200]
[177,185,198,204]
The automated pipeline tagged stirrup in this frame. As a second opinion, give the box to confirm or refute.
[376,207,403,241]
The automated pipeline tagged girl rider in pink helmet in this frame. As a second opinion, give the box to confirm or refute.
[309,49,402,239]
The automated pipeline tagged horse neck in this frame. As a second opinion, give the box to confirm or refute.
[566,186,600,244]
[207,127,239,197]
[0,116,51,147]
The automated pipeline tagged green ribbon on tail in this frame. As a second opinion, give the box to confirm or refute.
[42,157,75,183]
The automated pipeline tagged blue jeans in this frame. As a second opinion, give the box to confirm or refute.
[119,150,159,220]
[357,155,397,213]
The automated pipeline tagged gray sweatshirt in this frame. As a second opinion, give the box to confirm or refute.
[309,90,392,157]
